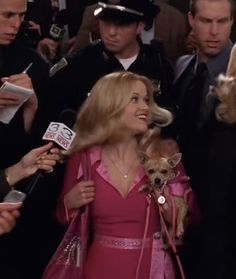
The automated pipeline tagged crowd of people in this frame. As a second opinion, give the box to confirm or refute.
[0,0,236,278]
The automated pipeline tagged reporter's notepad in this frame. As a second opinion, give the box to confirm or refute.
[0,82,34,124]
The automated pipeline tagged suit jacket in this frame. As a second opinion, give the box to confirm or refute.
[172,42,233,196]
[172,43,234,279]
[74,1,188,64]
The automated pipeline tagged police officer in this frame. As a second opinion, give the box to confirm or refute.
[47,0,174,122]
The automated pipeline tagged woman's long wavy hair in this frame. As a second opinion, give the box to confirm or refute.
[215,43,236,124]
[69,71,173,154]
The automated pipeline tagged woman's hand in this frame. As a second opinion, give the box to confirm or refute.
[0,203,22,235]
[64,180,95,210]
[5,143,61,186]
[21,142,61,174]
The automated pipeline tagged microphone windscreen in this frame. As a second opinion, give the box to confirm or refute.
[42,122,76,150]
[59,108,77,129]
[54,9,69,26]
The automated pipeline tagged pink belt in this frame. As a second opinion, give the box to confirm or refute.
[94,234,152,250]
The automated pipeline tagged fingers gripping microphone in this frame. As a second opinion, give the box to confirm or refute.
[26,109,77,195]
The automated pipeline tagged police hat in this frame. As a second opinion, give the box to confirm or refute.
[94,0,160,25]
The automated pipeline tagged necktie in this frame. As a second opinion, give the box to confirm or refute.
[182,62,208,133]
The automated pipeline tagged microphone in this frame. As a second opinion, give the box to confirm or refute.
[42,122,75,150]
[25,109,77,195]
[49,9,69,41]
[42,108,77,150]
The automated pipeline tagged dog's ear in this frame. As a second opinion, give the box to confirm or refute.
[138,151,149,164]
[167,152,182,168]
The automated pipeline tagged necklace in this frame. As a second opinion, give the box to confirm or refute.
[106,151,136,179]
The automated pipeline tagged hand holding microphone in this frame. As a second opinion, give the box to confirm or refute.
[23,120,76,196]
[37,9,68,64]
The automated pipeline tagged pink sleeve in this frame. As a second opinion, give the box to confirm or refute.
[56,152,83,225]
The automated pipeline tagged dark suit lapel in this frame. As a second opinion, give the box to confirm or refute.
[174,55,195,83]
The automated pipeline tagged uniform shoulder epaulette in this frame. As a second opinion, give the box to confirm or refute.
[49,57,68,77]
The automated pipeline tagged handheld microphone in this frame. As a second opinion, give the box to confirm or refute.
[25,109,77,195]
[42,122,75,151]
[42,109,77,150]
[49,9,69,41]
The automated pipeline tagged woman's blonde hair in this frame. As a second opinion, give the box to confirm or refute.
[69,71,173,153]
[215,43,236,124]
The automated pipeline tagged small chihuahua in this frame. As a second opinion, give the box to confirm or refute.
[139,151,189,239]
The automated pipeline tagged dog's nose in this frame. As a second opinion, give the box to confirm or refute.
[154,178,161,185]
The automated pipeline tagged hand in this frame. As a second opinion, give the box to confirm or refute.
[20,142,61,174]
[1,73,33,89]
[37,38,59,63]
[5,143,61,186]
[1,74,38,132]
[0,73,34,108]
[27,20,41,36]
[64,180,95,210]
[0,203,22,235]
[0,91,21,108]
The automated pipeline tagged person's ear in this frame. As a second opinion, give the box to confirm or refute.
[137,21,145,34]
[188,11,194,28]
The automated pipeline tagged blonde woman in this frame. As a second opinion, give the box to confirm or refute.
[55,72,188,279]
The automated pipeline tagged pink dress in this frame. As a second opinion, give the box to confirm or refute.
[56,146,173,279]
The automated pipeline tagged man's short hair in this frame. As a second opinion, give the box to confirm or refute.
[190,0,235,18]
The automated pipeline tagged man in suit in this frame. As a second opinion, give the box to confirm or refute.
[68,0,189,64]
[172,0,234,277]
[174,0,233,204]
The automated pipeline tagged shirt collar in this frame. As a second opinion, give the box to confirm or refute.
[89,145,102,166]
[196,41,233,81]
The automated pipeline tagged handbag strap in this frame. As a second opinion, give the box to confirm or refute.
[135,195,151,279]
[78,150,92,277]
[81,150,92,181]
[158,198,186,279]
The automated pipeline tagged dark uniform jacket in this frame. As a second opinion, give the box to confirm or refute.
[48,39,174,123]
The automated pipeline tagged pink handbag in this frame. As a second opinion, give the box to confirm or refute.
[42,152,91,279]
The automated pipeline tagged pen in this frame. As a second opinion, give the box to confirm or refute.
[22,62,33,74]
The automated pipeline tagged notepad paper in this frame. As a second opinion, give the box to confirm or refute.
[0,81,34,124]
